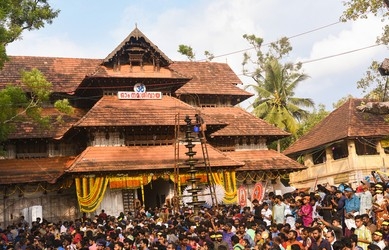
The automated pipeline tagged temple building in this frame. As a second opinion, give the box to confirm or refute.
[0,27,304,225]
[285,98,389,189]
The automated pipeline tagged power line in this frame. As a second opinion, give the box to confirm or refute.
[300,43,383,65]
[196,21,342,61]
[237,43,384,77]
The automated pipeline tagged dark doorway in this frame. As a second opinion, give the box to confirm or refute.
[137,178,173,209]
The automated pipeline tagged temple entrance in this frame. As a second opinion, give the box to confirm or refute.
[138,178,174,209]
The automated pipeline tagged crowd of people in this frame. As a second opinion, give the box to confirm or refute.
[1,177,389,250]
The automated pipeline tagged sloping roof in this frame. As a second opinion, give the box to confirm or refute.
[0,57,249,98]
[67,144,243,173]
[225,149,305,171]
[103,27,172,66]
[8,108,87,139]
[171,62,253,97]
[201,107,290,137]
[283,98,389,156]
[75,95,225,127]
[0,56,102,92]
[0,157,74,185]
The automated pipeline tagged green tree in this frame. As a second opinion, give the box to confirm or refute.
[341,0,389,44]
[0,68,73,141]
[332,95,354,110]
[341,2,389,101]
[177,44,195,61]
[296,104,329,137]
[271,104,329,152]
[243,35,314,135]
[0,0,59,68]
[356,61,389,101]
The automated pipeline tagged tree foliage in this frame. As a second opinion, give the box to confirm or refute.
[341,0,389,44]
[242,34,314,135]
[356,61,389,101]
[177,44,195,61]
[332,95,354,110]
[0,68,73,142]
[0,0,59,68]
[341,1,389,101]
[270,104,329,152]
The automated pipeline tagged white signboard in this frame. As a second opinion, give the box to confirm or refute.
[118,91,162,100]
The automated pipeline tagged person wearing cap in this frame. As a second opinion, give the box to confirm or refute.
[344,187,360,217]
[358,181,373,216]
[372,231,385,250]
[212,232,228,250]
[381,221,389,238]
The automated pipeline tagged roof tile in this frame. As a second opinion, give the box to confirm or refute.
[226,149,305,171]
[201,107,290,137]
[283,98,389,156]
[67,144,243,173]
[0,157,74,184]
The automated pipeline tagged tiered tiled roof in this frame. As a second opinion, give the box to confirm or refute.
[172,62,253,98]
[8,108,86,139]
[225,149,305,171]
[67,144,243,173]
[75,95,224,127]
[283,98,389,156]
[0,57,251,99]
[0,157,74,184]
[0,56,102,92]
[201,107,290,138]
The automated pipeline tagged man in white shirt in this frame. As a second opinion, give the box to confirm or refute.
[273,195,286,224]
[261,202,272,226]
[358,180,373,216]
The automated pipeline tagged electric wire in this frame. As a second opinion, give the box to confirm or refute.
[196,21,342,62]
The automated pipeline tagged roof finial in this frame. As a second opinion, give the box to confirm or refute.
[135,23,137,29]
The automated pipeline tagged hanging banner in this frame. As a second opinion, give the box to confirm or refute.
[252,182,263,202]
[238,186,247,207]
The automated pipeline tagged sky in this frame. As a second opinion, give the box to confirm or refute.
[6,0,389,111]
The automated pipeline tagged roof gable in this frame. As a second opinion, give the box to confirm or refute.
[284,98,389,156]
[103,27,172,69]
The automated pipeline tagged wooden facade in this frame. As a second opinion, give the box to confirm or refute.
[0,27,304,226]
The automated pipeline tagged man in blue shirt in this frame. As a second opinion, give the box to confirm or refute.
[344,187,360,215]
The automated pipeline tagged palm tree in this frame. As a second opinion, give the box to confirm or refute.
[247,58,314,134]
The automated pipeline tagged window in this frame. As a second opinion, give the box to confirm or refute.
[355,138,378,155]
[331,141,348,160]
[312,149,326,164]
